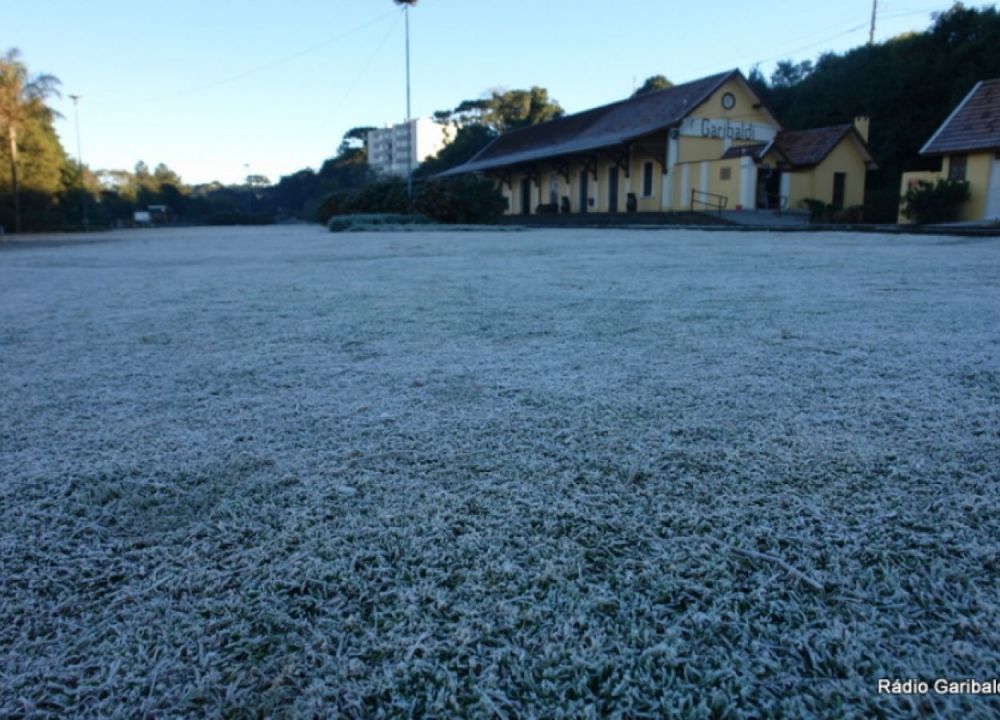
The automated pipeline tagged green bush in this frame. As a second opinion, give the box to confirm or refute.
[317,175,505,225]
[800,197,832,223]
[798,199,866,224]
[901,178,970,224]
[327,213,432,232]
[315,189,363,223]
[413,176,507,224]
[204,212,275,226]
[315,180,412,224]
[799,197,831,223]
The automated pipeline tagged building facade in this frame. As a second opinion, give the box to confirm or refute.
[899,79,1000,223]
[367,118,452,177]
[440,70,876,218]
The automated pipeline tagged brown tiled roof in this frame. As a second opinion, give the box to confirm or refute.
[438,70,744,176]
[772,125,855,167]
[921,79,1000,155]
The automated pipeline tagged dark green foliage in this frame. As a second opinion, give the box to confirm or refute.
[413,176,507,224]
[268,145,374,222]
[269,169,321,216]
[317,175,505,225]
[753,4,1000,222]
[434,87,563,133]
[799,198,830,222]
[314,189,361,222]
[353,178,411,215]
[269,144,376,221]
[0,47,64,232]
[632,75,673,97]
[337,126,376,155]
[203,212,275,226]
[0,189,64,231]
[413,125,498,178]
[315,179,411,224]
[327,213,431,232]
[318,147,368,180]
[489,87,563,132]
[800,198,867,224]
[900,178,970,224]
[770,60,813,88]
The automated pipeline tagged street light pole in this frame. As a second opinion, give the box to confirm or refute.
[69,94,89,230]
[244,163,252,216]
[394,0,418,196]
[869,0,878,45]
[404,3,413,197]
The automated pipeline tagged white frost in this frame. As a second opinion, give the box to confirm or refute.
[1,225,998,717]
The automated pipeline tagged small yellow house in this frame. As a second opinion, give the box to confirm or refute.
[758,123,875,211]
[899,79,1000,223]
[440,70,876,219]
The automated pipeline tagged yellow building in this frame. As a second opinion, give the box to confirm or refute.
[440,70,876,219]
[899,79,1000,223]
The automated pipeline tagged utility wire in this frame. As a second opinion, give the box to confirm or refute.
[684,5,943,81]
[752,24,868,66]
[751,6,943,64]
[684,12,869,78]
[131,9,398,105]
[315,8,404,131]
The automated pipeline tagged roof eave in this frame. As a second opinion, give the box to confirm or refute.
[920,80,984,156]
[921,142,1000,157]
[438,70,742,178]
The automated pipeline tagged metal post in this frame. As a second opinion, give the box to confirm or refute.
[869,0,878,45]
[405,4,413,196]
[69,94,88,230]
[244,163,252,216]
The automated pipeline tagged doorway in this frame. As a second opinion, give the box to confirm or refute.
[520,178,531,215]
[578,170,589,213]
[608,167,619,212]
[832,172,846,208]
[756,168,783,209]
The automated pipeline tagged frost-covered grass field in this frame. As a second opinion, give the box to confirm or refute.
[2,225,999,718]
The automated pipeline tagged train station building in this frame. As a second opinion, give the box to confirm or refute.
[439,70,876,218]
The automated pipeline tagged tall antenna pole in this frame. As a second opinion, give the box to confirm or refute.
[69,94,88,230]
[405,3,413,197]
[869,0,878,45]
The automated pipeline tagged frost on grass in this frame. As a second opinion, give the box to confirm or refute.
[1,226,999,718]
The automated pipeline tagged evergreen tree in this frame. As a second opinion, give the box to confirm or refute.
[632,75,673,96]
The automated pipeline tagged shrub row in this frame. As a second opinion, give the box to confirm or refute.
[900,178,970,225]
[317,176,507,225]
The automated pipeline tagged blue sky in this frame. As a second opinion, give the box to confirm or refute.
[8,0,957,185]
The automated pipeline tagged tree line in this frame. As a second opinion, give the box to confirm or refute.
[0,43,567,231]
[0,48,281,232]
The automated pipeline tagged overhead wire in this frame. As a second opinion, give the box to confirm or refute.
[315,7,405,131]
[682,12,870,78]
[683,4,946,81]
[130,8,399,106]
